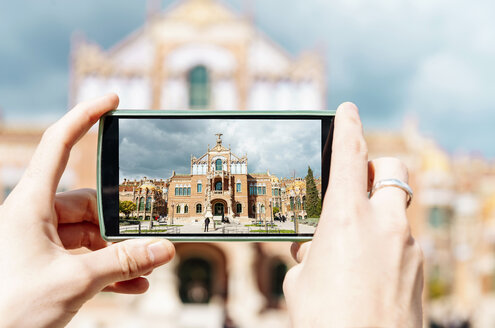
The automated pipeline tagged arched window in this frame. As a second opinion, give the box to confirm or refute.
[188,65,209,109]
[176,205,181,214]
[145,197,151,211]
[184,205,189,214]
[236,203,242,214]
[215,181,222,191]
[197,183,202,193]
[196,203,202,213]
[270,261,288,301]
[139,197,145,211]
[215,159,222,171]
[236,182,241,192]
[178,258,212,303]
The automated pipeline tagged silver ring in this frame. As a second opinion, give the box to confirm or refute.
[369,178,413,208]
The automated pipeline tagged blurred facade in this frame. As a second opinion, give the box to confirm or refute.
[1,0,495,327]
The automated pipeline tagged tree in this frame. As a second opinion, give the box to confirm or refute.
[119,200,136,219]
[273,206,280,216]
[305,166,321,218]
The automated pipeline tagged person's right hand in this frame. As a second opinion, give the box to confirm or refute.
[0,94,175,328]
[283,102,424,327]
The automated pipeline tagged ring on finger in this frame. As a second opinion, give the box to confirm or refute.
[369,178,413,208]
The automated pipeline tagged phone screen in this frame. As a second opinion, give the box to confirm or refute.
[100,113,333,239]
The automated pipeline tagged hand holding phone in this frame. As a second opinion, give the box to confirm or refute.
[98,111,334,241]
[283,103,423,327]
[0,94,175,327]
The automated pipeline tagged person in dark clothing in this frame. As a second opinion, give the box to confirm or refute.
[204,217,210,232]
[221,212,225,223]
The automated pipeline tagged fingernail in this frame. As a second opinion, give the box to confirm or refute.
[337,102,358,113]
[147,240,174,265]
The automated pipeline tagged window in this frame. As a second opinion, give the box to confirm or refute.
[262,186,266,195]
[196,204,202,213]
[139,197,145,211]
[429,207,450,228]
[236,183,241,192]
[197,183,202,193]
[145,197,151,211]
[271,262,288,300]
[178,258,212,303]
[176,205,181,214]
[175,187,178,196]
[188,65,210,109]
[187,187,191,196]
[236,203,242,213]
[184,205,189,214]
[258,186,262,195]
[215,181,222,191]
[215,159,222,171]
[249,185,253,195]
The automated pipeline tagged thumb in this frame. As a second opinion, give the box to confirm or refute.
[82,238,175,289]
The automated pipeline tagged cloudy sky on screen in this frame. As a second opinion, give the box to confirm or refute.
[119,118,321,181]
[1,0,494,157]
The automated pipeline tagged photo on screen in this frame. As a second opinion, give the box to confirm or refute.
[118,118,322,235]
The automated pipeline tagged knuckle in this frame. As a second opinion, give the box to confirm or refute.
[43,122,71,153]
[116,244,141,280]
[412,241,425,265]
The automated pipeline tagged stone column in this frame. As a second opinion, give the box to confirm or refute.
[227,244,265,327]
[134,256,182,326]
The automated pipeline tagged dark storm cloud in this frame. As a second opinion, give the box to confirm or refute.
[119,118,321,182]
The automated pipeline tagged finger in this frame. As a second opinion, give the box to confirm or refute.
[102,277,150,294]
[57,222,108,251]
[82,238,175,289]
[55,189,98,225]
[369,157,409,215]
[18,94,119,199]
[327,102,368,199]
[290,241,312,263]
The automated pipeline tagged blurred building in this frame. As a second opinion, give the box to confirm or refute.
[69,0,323,327]
[70,0,325,111]
[2,0,495,327]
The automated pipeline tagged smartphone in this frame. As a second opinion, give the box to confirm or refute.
[98,110,334,242]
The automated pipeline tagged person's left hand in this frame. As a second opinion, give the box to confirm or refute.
[0,94,176,328]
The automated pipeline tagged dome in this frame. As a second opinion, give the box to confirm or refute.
[139,182,157,191]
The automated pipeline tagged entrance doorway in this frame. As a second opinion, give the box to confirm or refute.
[214,202,224,215]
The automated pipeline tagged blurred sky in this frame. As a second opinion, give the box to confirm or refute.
[0,0,494,157]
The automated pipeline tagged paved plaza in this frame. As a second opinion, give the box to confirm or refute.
[120,218,316,234]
